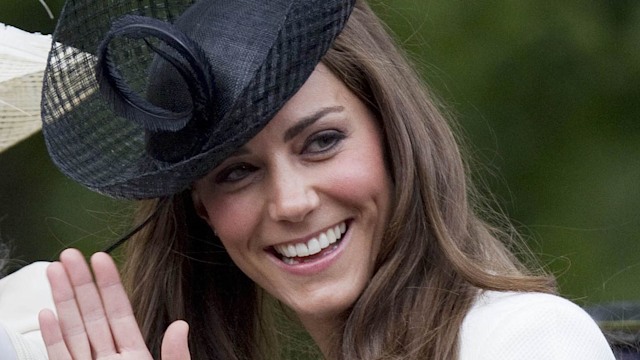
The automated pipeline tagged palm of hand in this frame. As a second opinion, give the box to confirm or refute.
[38,249,190,360]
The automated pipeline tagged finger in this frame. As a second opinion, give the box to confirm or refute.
[46,260,92,359]
[38,309,72,360]
[91,252,148,352]
[161,320,191,360]
[59,248,117,356]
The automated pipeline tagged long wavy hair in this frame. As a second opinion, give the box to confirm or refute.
[121,1,555,359]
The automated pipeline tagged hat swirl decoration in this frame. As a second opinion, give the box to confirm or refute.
[42,0,356,199]
[96,15,216,162]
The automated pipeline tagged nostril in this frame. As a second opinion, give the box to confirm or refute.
[268,189,320,222]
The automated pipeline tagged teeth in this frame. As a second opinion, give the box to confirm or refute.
[274,221,348,260]
[319,233,330,248]
[282,257,299,265]
[307,239,321,255]
[287,244,296,257]
[295,243,309,257]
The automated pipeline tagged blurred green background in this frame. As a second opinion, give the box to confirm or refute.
[0,0,638,306]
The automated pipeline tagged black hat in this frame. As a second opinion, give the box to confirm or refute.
[41,0,355,199]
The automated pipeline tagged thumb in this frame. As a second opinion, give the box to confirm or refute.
[161,320,191,360]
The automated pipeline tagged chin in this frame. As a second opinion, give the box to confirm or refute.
[279,266,372,321]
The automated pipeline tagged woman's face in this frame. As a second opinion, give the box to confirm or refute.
[192,64,392,321]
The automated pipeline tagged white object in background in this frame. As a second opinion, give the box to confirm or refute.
[0,23,51,152]
[0,262,53,360]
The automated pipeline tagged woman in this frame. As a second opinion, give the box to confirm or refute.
[33,0,614,359]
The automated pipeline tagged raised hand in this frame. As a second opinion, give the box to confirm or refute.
[38,249,190,360]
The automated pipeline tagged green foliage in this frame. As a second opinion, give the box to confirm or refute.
[371,0,640,303]
[1,0,638,305]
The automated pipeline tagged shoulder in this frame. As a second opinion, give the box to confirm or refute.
[459,291,615,360]
[0,262,53,360]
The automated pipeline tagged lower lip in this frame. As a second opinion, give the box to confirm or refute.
[269,225,351,276]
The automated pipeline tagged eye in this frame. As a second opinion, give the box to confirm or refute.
[215,163,257,183]
[303,130,346,154]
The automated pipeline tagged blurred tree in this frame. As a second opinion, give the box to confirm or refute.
[371,0,640,303]
[0,0,62,33]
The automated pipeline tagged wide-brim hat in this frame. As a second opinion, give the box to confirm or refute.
[0,24,51,153]
[41,0,355,199]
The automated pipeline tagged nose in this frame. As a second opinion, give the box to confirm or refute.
[267,164,320,223]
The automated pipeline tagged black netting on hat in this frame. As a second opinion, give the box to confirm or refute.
[42,0,355,199]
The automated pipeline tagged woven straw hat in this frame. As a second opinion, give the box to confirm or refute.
[41,0,355,199]
[0,24,51,153]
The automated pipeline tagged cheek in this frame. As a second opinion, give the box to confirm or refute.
[202,193,261,250]
[327,143,391,205]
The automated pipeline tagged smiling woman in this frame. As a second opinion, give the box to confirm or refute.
[191,65,392,346]
[0,0,618,359]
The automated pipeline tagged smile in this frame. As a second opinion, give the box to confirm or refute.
[272,221,348,265]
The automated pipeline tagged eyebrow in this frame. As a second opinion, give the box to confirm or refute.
[283,106,344,142]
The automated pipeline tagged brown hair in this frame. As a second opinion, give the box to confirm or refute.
[121,1,554,358]
[323,2,554,358]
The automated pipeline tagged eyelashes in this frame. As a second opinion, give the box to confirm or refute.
[214,129,347,184]
[215,163,257,183]
[302,129,346,155]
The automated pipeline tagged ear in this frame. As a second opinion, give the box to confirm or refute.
[190,188,212,227]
